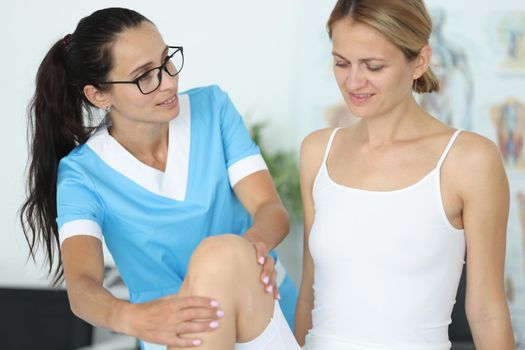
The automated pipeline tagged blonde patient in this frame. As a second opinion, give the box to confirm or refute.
[296,0,515,349]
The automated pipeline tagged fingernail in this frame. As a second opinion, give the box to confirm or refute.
[262,276,270,285]
[217,309,225,317]
[193,339,202,346]
[210,300,220,307]
[266,285,273,293]
[258,256,265,265]
[210,320,219,328]
[277,294,281,300]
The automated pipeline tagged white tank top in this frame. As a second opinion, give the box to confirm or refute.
[304,128,466,350]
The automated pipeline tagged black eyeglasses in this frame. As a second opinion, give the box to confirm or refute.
[98,46,184,95]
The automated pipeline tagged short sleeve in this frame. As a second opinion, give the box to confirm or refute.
[214,86,268,187]
[56,157,105,246]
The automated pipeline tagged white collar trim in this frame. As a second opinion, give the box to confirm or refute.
[86,94,191,201]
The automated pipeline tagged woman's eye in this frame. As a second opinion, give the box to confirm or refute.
[335,61,348,68]
[367,65,384,72]
[138,70,155,82]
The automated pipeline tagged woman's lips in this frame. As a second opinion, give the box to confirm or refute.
[349,93,374,105]
[158,94,178,108]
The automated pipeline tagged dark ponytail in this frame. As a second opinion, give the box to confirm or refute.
[20,8,150,286]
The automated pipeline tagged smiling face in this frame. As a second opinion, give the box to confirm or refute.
[101,21,180,127]
[331,18,422,120]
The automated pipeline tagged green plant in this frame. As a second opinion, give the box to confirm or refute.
[250,122,303,223]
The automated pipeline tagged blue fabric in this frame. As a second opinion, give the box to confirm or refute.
[279,273,298,330]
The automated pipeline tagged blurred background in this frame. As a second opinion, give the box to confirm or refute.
[1,0,524,348]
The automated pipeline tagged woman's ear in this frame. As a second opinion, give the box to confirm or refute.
[413,45,432,80]
[83,85,110,110]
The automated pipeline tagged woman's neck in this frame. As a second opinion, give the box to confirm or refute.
[355,97,431,148]
[109,119,170,171]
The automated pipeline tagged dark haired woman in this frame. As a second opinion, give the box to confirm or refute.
[295,0,515,349]
[21,7,298,350]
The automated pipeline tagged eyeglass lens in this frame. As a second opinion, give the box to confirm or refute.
[138,49,183,94]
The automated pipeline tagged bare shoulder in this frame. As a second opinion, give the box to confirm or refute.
[451,131,503,170]
[300,128,334,163]
[447,131,508,197]
[301,128,334,154]
[300,128,335,182]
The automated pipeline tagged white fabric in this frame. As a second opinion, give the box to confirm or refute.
[59,219,102,245]
[86,94,191,201]
[305,129,465,350]
[236,302,301,350]
[228,154,268,187]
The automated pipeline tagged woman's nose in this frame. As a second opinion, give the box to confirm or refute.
[158,68,178,91]
[344,68,367,91]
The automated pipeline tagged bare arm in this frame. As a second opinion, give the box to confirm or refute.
[294,129,332,345]
[61,236,221,347]
[233,170,289,297]
[455,134,515,349]
[234,169,290,251]
[61,236,129,330]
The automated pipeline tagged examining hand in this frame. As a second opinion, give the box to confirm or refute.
[252,240,280,300]
[124,294,224,348]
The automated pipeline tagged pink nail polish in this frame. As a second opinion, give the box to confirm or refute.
[263,276,270,284]
[193,339,202,346]
[258,256,265,265]
[217,310,225,317]
[210,321,219,328]
[210,300,220,307]
[266,285,273,293]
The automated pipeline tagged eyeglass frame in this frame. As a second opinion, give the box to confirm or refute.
[97,46,184,95]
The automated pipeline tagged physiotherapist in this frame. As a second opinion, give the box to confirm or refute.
[20,7,297,349]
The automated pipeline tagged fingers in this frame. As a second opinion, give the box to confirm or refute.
[261,255,276,294]
[175,318,222,334]
[250,240,280,298]
[270,268,280,300]
[254,241,268,265]
[167,334,204,348]
[166,303,225,348]
[261,259,280,300]
[136,295,226,348]
[266,264,279,300]
[175,295,220,309]
[177,306,225,323]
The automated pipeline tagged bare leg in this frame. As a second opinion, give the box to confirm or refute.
[169,234,275,350]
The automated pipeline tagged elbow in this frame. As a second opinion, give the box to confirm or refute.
[66,292,84,319]
[465,296,512,332]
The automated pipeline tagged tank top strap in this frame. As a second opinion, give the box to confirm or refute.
[321,128,343,165]
[436,129,462,169]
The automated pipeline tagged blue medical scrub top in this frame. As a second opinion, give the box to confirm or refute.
[56,86,297,348]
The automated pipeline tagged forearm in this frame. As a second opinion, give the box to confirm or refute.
[294,295,313,346]
[244,201,289,250]
[294,265,314,346]
[66,273,131,334]
[468,307,515,350]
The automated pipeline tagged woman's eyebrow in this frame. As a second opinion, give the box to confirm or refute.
[127,46,169,78]
[332,52,386,63]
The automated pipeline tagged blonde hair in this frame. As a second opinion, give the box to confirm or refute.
[327,0,439,93]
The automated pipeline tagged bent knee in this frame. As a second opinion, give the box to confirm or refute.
[188,234,257,275]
